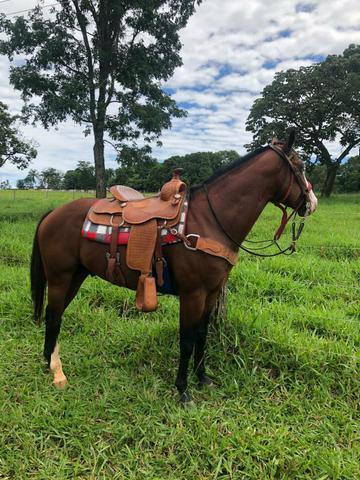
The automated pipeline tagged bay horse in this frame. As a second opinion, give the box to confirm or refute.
[30,133,317,404]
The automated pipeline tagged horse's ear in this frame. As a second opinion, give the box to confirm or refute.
[271,136,279,145]
[284,129,296,153]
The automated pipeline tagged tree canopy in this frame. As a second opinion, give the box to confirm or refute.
[0,0,201,197]
[0,101,37,169]
[246,44,360,196]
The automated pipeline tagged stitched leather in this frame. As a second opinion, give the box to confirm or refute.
[196,237,238,265]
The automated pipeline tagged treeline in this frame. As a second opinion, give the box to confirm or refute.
[16,151,240,191]
[15,151,360,193]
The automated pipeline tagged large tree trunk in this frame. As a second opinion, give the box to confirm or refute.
[93,128,106,198]
[321,162,339,197]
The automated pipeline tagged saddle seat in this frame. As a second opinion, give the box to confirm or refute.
[89,169,186,226]
[86,169,187,313]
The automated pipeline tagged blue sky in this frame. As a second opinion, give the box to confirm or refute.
[0,0,360,186]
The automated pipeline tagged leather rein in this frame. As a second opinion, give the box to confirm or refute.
[203,144,312,258]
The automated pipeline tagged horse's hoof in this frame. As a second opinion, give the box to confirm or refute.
[53,375,67,390]
[179,391,195,408]
[198,375,216,388]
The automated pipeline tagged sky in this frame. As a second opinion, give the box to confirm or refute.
[1,0,360,186]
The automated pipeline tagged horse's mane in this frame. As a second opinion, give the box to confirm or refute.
[190,145,268,193]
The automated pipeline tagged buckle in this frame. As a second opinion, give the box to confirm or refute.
[184,234,200,251]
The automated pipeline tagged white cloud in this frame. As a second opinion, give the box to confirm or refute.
[0,0,359,184]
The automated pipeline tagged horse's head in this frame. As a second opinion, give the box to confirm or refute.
[270,131,318,217]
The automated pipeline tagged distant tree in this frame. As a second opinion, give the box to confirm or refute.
[246,44,360,197]
[113,148,160,192]
[38,168,64,189]
[0,179,10,189]
[161,150,241,186]
[0,101,37,169]
[63,161,95,190]
[0,0,201,198]
[62,170,78,190]
[17,168,39,189]
[105,168,116,188]
[338,156,360,193]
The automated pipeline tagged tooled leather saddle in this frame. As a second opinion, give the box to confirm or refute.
[86,169,187,312]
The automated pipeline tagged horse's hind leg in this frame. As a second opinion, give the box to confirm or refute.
[44,279,70,389]
[44,268,88,388]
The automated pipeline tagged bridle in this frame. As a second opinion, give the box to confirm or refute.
[203,144,314,257]
[268,143,313,242]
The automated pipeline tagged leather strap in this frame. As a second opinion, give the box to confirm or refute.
[106,223,125,284]
[155,226,164,287]
[185,235,238,265]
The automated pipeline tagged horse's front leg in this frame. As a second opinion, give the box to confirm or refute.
[175,290,206,405]
[193,318,212,386]
[193,290,219,387]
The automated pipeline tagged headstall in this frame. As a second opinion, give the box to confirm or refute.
[203,144,313,258]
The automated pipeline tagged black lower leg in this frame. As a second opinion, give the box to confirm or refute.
[193,320,210,384]
[175,329,196,401]
[43,306,61,365]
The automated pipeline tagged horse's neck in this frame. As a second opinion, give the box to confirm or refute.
[196,154,282,247]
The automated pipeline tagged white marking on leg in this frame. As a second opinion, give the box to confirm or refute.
[50,342,67,389]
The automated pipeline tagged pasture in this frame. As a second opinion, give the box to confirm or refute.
[0,190,359,479]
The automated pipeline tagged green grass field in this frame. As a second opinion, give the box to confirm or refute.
[0,190,359,479]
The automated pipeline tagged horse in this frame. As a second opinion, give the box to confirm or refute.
[30,132,318,404]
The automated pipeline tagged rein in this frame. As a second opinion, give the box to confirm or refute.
[202,145,309,258]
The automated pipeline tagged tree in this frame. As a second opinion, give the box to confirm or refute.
[17,168,39,189]
[0,101,37,169]
[0,179,10,189]
[0,0,201,198]
[161,150,240,186]
[113,147,162,191]
[246,44,360,197]
[38,168,64,189]
[63,160,95,190]
[338,155,360,193]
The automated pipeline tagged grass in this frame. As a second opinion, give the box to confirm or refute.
[0,190,359,479]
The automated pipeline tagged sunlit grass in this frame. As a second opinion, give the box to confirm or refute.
[0,191,359,479]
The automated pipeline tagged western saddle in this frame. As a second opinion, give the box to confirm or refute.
[87,169,187,312]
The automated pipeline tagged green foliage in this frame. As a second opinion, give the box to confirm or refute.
[338,155,360,193]
[62,161,95,190]
[0,100,37,169]
[161,150,240,186]
[0,191,359,478]
[112,150,241,191]
[38,167,63,189]
[309,155,360,194]
[0,0,202,196]
[246,44,360,197]
[16,168,39,189]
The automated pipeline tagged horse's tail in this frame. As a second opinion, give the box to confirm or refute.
[30,211,52,323]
